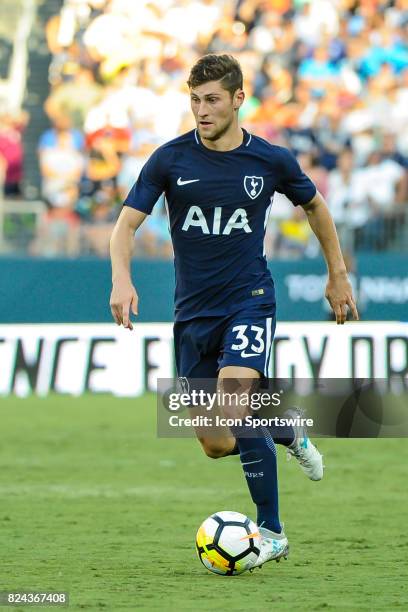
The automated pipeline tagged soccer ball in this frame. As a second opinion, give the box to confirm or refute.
[196,511,261,575]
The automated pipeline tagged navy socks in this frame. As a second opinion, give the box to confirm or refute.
[232,421,281,533]
[272,427,295,448]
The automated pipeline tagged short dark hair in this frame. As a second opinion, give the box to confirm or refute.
[187,54,243,97]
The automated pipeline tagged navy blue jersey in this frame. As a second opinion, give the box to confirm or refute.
[124,129,316,322]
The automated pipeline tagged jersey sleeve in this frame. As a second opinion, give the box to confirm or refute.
[277,148,317,206]
[123,146,168,214]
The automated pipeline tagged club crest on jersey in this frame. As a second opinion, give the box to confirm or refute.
[244,176,264,200]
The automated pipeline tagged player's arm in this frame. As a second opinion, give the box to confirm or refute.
[110,206,147,330]
[302,191,359,324]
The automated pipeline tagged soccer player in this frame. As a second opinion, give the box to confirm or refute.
[109,55,359,569]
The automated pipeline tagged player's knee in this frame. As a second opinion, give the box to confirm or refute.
[200,439,230,459]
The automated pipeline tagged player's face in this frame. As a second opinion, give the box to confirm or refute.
[190,81,243,142]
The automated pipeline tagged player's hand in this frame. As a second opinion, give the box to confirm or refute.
[110,278,138,330]
[325,272,359,325]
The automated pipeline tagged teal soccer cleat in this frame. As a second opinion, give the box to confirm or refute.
[250,527,289,569]
[285,408,324,481]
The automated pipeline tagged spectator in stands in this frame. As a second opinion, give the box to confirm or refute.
[380,131,408,168]
[254,56,293,104]
[81,180,119,256]
[36,127,85,257]
[44,67,103,130]
[297,151,329,200]
[326,148,361,253]
[39,115,84,155]
[117,129,160,201]
[116,132,172,259]
[0,110,28,196]
[327,149,359,224]
[294,0,339,47]
[149,75,191,141]
[341,105,377,166]
[275,205,313,260]
[352,151,407,250]
[39,129,84,206]
[32,182,81,257]
[358,25,408,80]
[314,104,352,171]
[298,46,342,93]
[136,196,172,260]
[82,65,161,153]
[84,134,121,190]
[355,151,407,214]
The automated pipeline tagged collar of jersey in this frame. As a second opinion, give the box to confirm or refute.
[194,128,252,153]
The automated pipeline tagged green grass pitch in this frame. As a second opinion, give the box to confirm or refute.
[1,394,407,611]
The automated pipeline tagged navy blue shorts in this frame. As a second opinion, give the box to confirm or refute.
[174,303,276,380]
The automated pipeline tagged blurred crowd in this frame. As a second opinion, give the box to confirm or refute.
[1,0,408,258]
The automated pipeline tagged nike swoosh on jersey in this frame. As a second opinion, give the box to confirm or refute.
[177,177,200,185]
[241,351,260,358]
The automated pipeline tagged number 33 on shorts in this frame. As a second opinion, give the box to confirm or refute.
[221,314,276,376]
[232,325,265,356]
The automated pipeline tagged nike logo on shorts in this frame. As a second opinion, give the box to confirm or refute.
[177,177,200,185]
